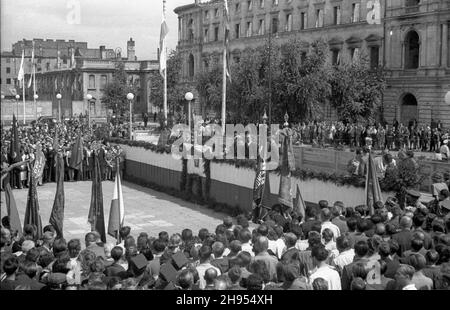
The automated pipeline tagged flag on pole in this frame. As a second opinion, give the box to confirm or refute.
[5,182,23,235]
[17,50,25,87]
[293,184,306,219]
[365,151,383,216]
[252,155,271,223]
[88,152,106,243]
[57,49,61,68]
[27,43,35,88]
[108,162,125,240]
[24,170,43,240]
[49,153,65,238]
[159,0,169,78]
[278,127,295,211]
[71,48,76,68]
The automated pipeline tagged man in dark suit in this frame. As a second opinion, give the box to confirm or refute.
[104,247,125,277]
[14,261,46,290]
[392,216,414,254]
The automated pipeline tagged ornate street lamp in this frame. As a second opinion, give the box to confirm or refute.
[56,93,62,122]
[33,94,39,121]
[15,94,20,116]
[185,92,194,130]
[86,94,93,133]
[127,93,134,140]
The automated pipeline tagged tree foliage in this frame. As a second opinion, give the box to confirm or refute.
[150,49,185,118]
[329,55,387,123]
[101,62,138,121]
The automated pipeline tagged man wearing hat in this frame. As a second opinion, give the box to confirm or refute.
[428,189,450,219]
[431,172,449,199]
[440,139,449,160]
[404,189,426,212]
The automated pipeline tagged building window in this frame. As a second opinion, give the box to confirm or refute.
[258,19,265,35]
[332,50,340,65]
[315,9,324,28]
[405,30,420,69]
[286,14,293,31]
[370,46,379,69]
[235,3,240,12]
[215,8,219,17]
[352,3,360,23]
[405,0,420,6]
[63,55,68,64]
[6,67,11,74]
[248,0,253,11]
[204,28,209,42]
[350,47,360,62]
[89,75,95,89]
[188,54,195,78]
[204,10,209,20]
[272,18,278,33]
[6,78,11,85]
[214,27,219,41]
[246,21,253,37]
[300,12,307,30]
[235,24,241,39]
[100,75,107,89]
[188,29,194,42]
[260,0,264,9]
[333,6,341,25]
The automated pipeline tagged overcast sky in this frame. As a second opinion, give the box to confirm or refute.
[1,0,193,59]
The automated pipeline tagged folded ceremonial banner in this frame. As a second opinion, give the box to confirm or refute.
[24,172,43,239]
[108,167,124,240]
[49,153,65,238]
[69,135,84,171]
[365,151,383,216]
[88,153,106,243]
[293,184,306,219]
[10,115,20,163]
[5,182,22,235]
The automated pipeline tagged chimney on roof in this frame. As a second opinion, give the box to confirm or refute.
[127,38,135,61]
[100,45,106,59]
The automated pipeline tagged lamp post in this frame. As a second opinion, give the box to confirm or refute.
[127,93,134,140]
[86,94,93,133]
[56,93,62,122]
[33,94,39,121]
[185,92,194,131]
[15,94,20,117]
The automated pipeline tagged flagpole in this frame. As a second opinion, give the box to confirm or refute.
[164,50,168,127]
[23,76,26,125]
[33,42,37,121]
[221,48,227,131]
[160,0,168,127]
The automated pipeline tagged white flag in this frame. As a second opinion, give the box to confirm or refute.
[159,0,169,78]
[17,50,25,84]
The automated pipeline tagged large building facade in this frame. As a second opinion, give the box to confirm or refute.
[174,0,450,126]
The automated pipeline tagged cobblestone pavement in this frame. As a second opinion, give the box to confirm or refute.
[0,180,233,246]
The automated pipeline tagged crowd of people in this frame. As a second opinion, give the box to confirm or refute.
[0,118,124,191]
[1,183,449,290]
[289,120,450,160]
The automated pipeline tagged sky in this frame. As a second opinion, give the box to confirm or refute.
[1,0,193,59]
